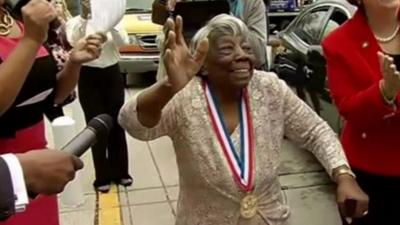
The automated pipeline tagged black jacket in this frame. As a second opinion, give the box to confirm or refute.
[0,157,16,221]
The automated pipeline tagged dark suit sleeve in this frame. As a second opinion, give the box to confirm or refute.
[0,157,16,221]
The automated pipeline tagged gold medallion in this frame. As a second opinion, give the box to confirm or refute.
[240,194,258,219]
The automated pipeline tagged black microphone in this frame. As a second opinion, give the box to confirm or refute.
[61,114,113,157]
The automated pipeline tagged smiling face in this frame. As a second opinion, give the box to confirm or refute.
[204,35,256,91]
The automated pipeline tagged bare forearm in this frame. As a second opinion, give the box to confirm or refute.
[0,38,41,115]
[137,78,175,127]
[54,60,81,104]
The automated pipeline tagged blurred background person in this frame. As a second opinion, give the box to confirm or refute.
[43,0,75,122]
[322,0,400,224]
[52,0,71,23]
[66,5,132,193]
[119,15,369,225]
[0,0,103,224]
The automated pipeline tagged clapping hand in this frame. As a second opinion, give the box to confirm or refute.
[378,51,400,100]
[163,16,209,94]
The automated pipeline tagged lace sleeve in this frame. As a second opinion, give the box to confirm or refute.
[118,92,180,141]
[280,79,349,178]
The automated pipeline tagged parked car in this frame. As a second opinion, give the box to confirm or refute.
[119,0,162,85]
[275,0,356,133]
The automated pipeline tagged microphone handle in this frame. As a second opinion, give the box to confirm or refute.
[61,128,97,157]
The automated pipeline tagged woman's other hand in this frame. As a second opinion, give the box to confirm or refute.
[336,174,369,222]
[69,33,105,64]
[163,16,209,94]
[378,51,400,101]
[22,0,57,43]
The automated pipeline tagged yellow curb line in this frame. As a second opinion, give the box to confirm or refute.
[97,185,122,225]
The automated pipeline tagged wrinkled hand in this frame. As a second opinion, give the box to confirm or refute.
[17,150,84,195]
[69,33,105,64]
[378,51,400,99]
[163,16,209,94]
[336,175,369,223]
[22,0,57,43]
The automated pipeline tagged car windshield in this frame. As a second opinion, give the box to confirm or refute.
[126,0,152,12]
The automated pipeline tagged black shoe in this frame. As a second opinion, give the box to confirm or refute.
[114,175,133,187]
[93,180,111,193]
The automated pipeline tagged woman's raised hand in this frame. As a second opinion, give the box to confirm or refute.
[163,16,209,94]
[378,51,400,101]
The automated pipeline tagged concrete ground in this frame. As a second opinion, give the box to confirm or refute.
[43,88,342,225]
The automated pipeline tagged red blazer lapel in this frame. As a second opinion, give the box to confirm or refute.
[346,9,382,80]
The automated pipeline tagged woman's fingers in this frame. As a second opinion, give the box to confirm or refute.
[164,18,175,35]
[378,51,385,71]
[164,49,177,82]
[384,56,393,75]
[175,16,185,45]
[165,30,177,51]
[86,44,101,55]
[164,49,173,67]
[383,55,391,76]
[390,64,397,76]
[193,38,209,66]
[85,38,102,48]
[378,52,391,79]
[353,199,369,218]
[86,33,106,43]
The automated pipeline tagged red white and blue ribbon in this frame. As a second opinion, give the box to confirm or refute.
[203,81,255,192]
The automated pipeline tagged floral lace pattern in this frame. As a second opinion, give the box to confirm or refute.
[119,70,348,225]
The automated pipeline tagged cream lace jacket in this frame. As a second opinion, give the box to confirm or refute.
[119,70,348,225]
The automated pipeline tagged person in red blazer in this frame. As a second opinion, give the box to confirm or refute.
[322,0,400,224]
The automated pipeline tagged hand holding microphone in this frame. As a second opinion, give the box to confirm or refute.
[17,114,113,196]
[16,150,83,195]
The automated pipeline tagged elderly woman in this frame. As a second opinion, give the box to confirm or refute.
[322,0,400,224]
[119,15,368,224]
[154,0,268,81]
